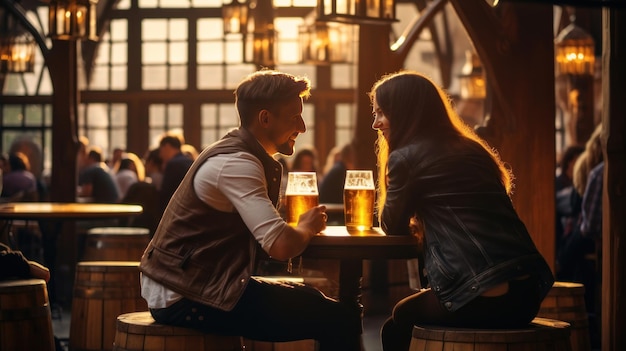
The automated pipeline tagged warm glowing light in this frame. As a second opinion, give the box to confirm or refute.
[49,0,98,41]
[554,19,595,76]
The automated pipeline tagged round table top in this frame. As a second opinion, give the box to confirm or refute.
[304,226,420,260]
[0,202,143,220]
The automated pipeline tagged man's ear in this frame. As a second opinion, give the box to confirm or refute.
[258,109,271,127]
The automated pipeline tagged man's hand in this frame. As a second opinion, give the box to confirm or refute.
[297,205,327,237]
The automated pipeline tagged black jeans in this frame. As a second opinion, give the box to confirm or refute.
[150,276,363,351]
[381,276,543,351]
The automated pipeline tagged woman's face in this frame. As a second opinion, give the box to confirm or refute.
[371,99,390,142]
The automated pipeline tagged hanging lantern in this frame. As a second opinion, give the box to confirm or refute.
[317,0,397,25]
[299,20,352,65]
[0,5,36,73]
[0,33,36,73]
[555,16,595,76]
[244,25,277,67]
[222,0,249,34]
[48,0,98,41]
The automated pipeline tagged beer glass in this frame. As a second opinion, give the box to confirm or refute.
[284,172,319,273]
[284,172,319,227]
[343,170,375,231]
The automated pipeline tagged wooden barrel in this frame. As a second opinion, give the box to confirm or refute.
[538,281,591,351]
[409,317,572,351]
[0,279,55,351]
[113,311,243,351]
[83,227,150,261]
[69,261,148,351]
[241,339,316,351]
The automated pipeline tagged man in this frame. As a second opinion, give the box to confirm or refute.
[157,132,193,215]
[140,70,362,350]
[78,147,120,203]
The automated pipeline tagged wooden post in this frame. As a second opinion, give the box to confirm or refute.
[601,7,626,351]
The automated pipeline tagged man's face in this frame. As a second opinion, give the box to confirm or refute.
[266,97,306,156]
[159,144,176,163]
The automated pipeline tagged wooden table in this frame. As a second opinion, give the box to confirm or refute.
[0,203,143,221]
[303,226,419,307]
[0,202,143,303]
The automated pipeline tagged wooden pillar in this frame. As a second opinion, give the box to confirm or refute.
[49,40,80,203]
[601,7,625,351]
[450,1,556,270]
[353,24,401,171]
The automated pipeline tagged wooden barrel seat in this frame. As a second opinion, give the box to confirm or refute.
[537,281,591,351]
[0,279,55,351]
[409,317,572,351]
[83,226,150,261]
[113,311,243,351]
[69,261,148,351]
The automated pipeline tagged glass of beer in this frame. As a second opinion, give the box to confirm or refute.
[284,172,319,227]
[343,170,375,231]
[284,172,319,273]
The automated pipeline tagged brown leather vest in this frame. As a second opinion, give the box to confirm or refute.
[140,128,282,311]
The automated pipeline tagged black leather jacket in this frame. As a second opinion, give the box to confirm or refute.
[381,136,554,312]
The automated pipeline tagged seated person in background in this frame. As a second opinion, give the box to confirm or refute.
[555,145,584,259]
[120,148,164,235]
[319,143,355,204]
[115,152,145,200]
[1,152,39,202]
[290,146,320,178]
[0,154,8,175]
[158,132,193,215]
[140,69,361,350]
[319,143,355,224]
[369,71,554,351]
[143,148,164,191]
[78,147,120,203]
[0,242,50,282]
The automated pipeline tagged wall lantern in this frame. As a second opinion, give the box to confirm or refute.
[555,15,595,76]
[244,25,277,68]
[458,50,486,100]
[317,0,397,25]
[222,0,249,34]
[299,18,352,65]
[0,6,36,73]
[48,0,98,41]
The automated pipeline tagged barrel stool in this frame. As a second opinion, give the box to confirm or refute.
[113,311,243,351]
[0,279,55,351]
[83,227,150,261]
[409,317,572,351]
[70,261,148,351]
[538,281,591,351]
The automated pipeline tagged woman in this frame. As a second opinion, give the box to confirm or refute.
[369,71,554,351]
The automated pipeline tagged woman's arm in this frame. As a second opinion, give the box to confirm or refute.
[381,152,413,236]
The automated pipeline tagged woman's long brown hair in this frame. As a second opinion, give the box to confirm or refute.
[369,70,513,223]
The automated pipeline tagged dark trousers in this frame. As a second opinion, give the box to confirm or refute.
[150,276,363,351]
[381,277,543,351]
